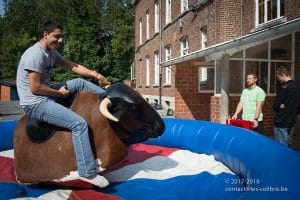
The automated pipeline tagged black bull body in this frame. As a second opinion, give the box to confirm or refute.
[13,83,165,183]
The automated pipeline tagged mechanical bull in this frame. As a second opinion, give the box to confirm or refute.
[13,83,165,184]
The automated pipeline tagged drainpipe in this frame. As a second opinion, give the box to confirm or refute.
[159,0,162,106]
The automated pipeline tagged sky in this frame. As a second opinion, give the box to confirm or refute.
[0,0,4,16]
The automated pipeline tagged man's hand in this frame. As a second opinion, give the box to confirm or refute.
[231,114,238,120]
[279,104,285,109]
[97,79,111,88]
[58,86,69,98]
[93,71,111,88]
[253,120,258,128]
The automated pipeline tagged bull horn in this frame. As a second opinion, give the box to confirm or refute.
[99,97,119,122]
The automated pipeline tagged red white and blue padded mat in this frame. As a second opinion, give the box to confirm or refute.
[0,143,244,200]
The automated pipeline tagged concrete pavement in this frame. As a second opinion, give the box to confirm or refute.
[0,101,23,121]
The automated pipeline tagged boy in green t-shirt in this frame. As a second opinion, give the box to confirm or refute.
[232,73,266,134]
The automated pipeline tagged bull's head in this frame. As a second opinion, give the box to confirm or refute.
[99,83,165,146]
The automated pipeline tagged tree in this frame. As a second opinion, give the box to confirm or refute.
[103,0,135,82]
[0,0,135,83]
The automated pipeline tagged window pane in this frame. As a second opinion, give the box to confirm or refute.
[271,34,291,60]
[199,67,214,91]
[229,60,243,93]
[280,0,285,16]
[246,43,268,59]
[183,39,186,48]
[271,0,278,20]
[230,50,243,58]
[270,62,291,93]
[259,1,264,24]
[267,0,273,21]
[200,67,208,83]
[246,61,268,92]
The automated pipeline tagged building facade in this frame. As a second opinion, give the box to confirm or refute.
[133,0,300,140]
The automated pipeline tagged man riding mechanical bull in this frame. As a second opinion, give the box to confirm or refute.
[15,20,165,188]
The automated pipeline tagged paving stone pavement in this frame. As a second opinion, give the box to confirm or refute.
[0,101,23,121]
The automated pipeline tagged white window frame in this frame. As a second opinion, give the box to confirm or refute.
[165,47,172,84]
[201,26,208,49]
[166,0,171,24]
[181,0,188,13]
[154,52,159,85]
[255,0,284,26]
[155,1,159,33]
[146,57,150,86]
[139,19,142,45]
[146,11,150,40]
[180,37,189,56]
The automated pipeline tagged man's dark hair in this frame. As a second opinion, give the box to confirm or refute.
[41,20,63,35]
[247,72,257,79]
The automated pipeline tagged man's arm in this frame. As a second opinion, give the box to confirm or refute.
[28,71,69,98]
[273,88,287,111]
[254,101,263,119]
[252,100,263,128]
[232,100,243,119]
[57,59,109,86]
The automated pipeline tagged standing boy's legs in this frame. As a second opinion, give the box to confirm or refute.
[274,127,289,146]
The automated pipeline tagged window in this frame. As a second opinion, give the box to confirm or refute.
[165,46,171,84]
[154,52,159,85]
[229,60,243,94]
[146,57,150,86]
[256,0,285,25]
[180,37,189,56]
[246,61,268,92]
[155,1,159,33]
[271,34,291,60]
[181,0,188,13]
[199,62,215,93]
[166,0,171,24]
[146,11,150,40]
[228,34,292,95]
[139,19,142,45]
[246,42,268,59]
[201,26,208,49]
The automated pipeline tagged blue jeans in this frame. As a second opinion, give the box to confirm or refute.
[274,127,294,147]
[23,78,105,177]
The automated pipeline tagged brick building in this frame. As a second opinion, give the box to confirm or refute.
[0,81,19,101]
[132,0,300,140]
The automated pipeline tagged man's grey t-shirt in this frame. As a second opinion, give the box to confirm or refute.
[16,42,64,106]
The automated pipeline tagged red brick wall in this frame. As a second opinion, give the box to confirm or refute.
[174,62,211,120]
[0,85,11,101]
[210,96,221,123]
[263,96,276,138]
[241,0,255,35]
[286,0,300,20]
[216,0,244,42]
